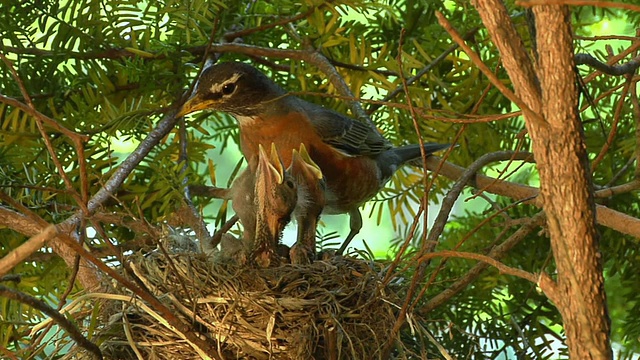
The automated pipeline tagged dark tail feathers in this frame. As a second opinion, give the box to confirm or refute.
[392,143,451,165]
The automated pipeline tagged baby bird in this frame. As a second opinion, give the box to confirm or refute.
[289,144,325,264]
[251,144,298,267]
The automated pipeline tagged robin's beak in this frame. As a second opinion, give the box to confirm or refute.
[177,92,214,117]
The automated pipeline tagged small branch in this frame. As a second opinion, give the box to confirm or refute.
[367,26,481,114]
[0,225,59,278]
[223,6,318,42]
[417,250,537,283]
[584,43,640,83]
[575,54,640,76]
[306,52,381,137]
[435,11,543,123]
[591,76,631,170]
[1,46,139,60]
[328,58,398,77]
[426,156,640,238]
[397,28,431,255]
[0,55,89,211]
[0,285,102,360]
[631,31,640,179]
[0,275,21,283]
[469,0,545,120]
[420,212,546,314]
[516,0,640,13]
[0,107,182,280]
[385,151,533,352]
[604,157,636,187]
[596,179,640,198]
[0,94,87,142]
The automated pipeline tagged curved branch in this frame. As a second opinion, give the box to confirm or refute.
[418,250,537,283]
[420,212,546,314]
[575,54,640,76]
[517,0,640,13]
[385,151,535,352]
[436,11,543,123]
[0,285,102,359]
[426,156,640,238]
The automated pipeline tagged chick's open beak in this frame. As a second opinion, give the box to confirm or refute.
[297,143,322,180]
[258,144,284,186]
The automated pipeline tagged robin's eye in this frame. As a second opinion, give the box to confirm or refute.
[285,180,295,189]
[222,83,236,95]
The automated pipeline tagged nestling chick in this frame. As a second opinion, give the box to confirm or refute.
[289,144,325,264]
[250,143,298,267]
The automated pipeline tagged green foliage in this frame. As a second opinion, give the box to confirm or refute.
[1,0,639,358]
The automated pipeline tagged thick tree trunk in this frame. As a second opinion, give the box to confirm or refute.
[533,7,611,358]
[472,1,612,357]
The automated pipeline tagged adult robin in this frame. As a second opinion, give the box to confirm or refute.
[179,61,449,255]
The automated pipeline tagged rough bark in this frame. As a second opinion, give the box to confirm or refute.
[533,7,611,358]
[471,1,612,357]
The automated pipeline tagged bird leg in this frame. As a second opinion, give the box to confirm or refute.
[336,209,362,255]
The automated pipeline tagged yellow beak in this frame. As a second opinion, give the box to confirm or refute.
[177,93,213,117]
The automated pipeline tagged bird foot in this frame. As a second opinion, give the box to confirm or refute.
[289,244,315,265]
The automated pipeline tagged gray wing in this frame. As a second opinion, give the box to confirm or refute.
[299,100,391,156]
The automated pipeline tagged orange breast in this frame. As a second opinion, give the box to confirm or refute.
[238,112,382,213]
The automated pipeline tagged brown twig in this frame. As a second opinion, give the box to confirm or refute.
[367,27,481,114]
[576,54,640,76]
[0,56,85,202]
[631,30,640,179]
[436,11,543,123]
[516,0,640,12]
[583,42,640,84]
[418,250,538,283]
[384,151,533,353]
[396,28,431,254]
[223,6,319,42]
[411,195,536,310]
[0,285,103,359]
[294,90,522,123]
[381,127,463,287]
[425,155,640,238]
[591,76,633,170]
[0,225,60,278]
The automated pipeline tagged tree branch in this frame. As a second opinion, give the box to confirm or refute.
[435,12,543,123]
[385,151,535,353]
[426,156,640,238]
[0,285,102,359]
[575,54,640,76]
[420,212,546,314]
[418,250,538,283]
[517,0,640,13]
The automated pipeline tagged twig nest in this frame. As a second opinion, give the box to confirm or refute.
[97,251,398,359]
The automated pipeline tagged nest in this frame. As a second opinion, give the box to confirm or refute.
[93,248,399,359]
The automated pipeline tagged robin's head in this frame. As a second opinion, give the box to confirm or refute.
[178,62,286,117]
